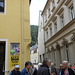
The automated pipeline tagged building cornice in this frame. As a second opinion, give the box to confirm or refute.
[41,0,49,15]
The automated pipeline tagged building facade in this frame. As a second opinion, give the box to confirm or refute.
[38,0,75,68]
[30,44,39,64]
[0,0,31,75]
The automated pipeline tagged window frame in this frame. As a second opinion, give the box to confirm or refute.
[50,27,52,37]
[54,21,58,33]
[65,44,69,62]
[0,0,6,15]
[69,4,75,20]
[60,13,64,28]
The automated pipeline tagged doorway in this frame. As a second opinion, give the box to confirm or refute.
[0,41,5,75]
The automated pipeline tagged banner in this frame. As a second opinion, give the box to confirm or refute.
[10,43,20,67]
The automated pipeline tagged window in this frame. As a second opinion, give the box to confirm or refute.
[0,0,4,12]
[60,14,64,27]
[54,22,57,33]
[52,0,55,7]
[48,8,50,16]
[57,0,60,4]
[69,5,75,20]
[46,31,48,39]
[50,27,52,37]
[66,45,69,62]
[53,52,55,62]
[45,14,47,22]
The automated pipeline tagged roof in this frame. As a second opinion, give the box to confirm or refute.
[41,0,49,15]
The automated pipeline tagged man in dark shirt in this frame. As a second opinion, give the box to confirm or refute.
[9,65,20,75]
[37,58,51,75]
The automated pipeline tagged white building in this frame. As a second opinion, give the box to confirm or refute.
[30,44,39,63]
[38,0,75,68]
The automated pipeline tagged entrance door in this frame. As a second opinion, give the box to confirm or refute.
[0,41,5,75]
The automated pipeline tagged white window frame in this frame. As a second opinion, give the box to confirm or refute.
[50,27,52,37]
[52,0,55,7]
[69,4,75,20]
[0,0,7,15]
[0,39,8,75]
[65,44,69,62]
[60,13,64,28]
[48,8,50,16]
[54,21,57,33]
[46,30,48,39]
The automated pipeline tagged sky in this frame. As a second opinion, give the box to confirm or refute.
[30,0,47,25]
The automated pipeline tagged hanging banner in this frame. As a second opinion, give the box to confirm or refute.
[10,43,20,67]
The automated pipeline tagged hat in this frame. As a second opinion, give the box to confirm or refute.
[60,64,63,67]
[15,65,20,68]
[38,63,42,66]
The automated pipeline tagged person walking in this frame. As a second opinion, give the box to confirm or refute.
[72,63,75,74]
[21,61,31,75]
[59,64,63,75]
[9,65,20,75]
[61,61,75,75]
[31,64,37,75]
[49,63,57,75]
[68,63,72,68]
[38,63,42,69]
[37,58,51,75]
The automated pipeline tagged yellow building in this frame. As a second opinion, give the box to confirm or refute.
[0,0,31,75]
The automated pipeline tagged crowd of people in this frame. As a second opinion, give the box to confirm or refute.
[9,58,75,75]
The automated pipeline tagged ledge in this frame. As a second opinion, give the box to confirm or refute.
[48,14,51,18]
[51,6,56,12]
[57,8,64,15]
[64,0,72,6]
[45,20,47,23]
[52,16,57,22]
[57,0,61,4]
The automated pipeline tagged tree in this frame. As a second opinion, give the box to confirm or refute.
[30,25,38,47]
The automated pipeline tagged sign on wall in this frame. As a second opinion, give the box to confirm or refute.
[10,43,20,67]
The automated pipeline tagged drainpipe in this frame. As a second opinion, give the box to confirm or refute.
[21,0,23,69]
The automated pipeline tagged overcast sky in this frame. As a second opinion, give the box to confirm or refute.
[30,0,47,25]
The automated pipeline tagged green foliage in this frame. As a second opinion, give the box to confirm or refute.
[31,25,38,47]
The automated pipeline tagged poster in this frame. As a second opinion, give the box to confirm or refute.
[10,43,20,67]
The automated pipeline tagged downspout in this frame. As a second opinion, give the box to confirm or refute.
[21,0,24,69]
